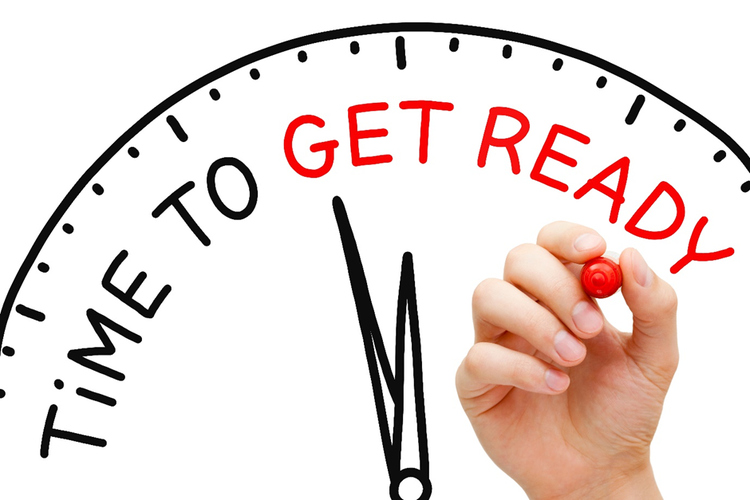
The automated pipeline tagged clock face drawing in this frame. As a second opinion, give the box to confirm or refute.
[0,19,748,499]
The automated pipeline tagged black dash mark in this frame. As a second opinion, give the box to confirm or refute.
[502,44,512,59]
[298,50,308,62]
[128,147,139,158]
[2,346,14,357]
[92,183,104,195]
[209,88,220,101]
[552,58,563,71]
[54,379,64,389]
[0,389,5,398]
[166,115,188,142]
[40,404,107,458]
[38,262,49,273]
[77,387,116,407]
[333,196,432,500]
[449,37,459,52]
[396,36,406,70]
[62,223,74,234]
[16,304,45,322]
[714,150,727,162]
[350,41,360,54]
[674,119,686,132]
[625,94,646,125]
[742,181,750,193]
[249,68,260,80]
[596,76,607,88]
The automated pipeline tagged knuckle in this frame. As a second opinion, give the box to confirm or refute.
[548,274,577,298]
[660,283,679,316]
[472,278,501,313]
[536,220,562,244]
[508,355,538,389]
[504,243,538,273]
[640,281,678,325]
[463,343,489,378]
[666,350,680,374]
[518,306,547,336]
[507,355,526,382]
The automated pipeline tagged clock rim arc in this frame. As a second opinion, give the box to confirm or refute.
[1,21,748,348]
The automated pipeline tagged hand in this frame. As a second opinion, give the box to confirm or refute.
[455,222,678,500]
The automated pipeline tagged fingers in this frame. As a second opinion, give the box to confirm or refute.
[504,244,604,339]
[619,248,679,389]
[456,342,570,403]
[464,221,679,407]
[536,221,607,263]
[473,278,587,366]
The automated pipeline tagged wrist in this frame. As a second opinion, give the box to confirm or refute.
[528,461,662,500]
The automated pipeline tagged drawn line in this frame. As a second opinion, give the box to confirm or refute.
[166,115,188,142]
[15,304,45,322]
[396,36,406,70]
[625,94,646,125]
[76,387,117,407]
[3,22,750,348]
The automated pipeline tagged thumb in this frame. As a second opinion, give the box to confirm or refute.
[619,248,679,391]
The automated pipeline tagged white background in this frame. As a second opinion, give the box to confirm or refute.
[0,1,748,498]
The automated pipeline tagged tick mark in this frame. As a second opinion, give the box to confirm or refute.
[298,50,308,62]
[16,304,45,322]
[596,76,607,88]
[350,41,360,54]
[2,346,14,357]
[396,36,406,70]
[502,44,512,59]
[128,147,139,158]
[77,387,116,407]
[38,262,50,273]
[552,58,563,71]
[166,115,188,142]
[92,183,104,195]
[449,37,459,52]
[674,119,686,132]
[54,379,64,390]
[62,223,74,234]
[625,94,646,125]
[209,88,220,101]
[714,150,727,162]
[250,68,260,80]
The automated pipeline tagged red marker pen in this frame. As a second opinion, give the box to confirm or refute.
[581,256,622,298]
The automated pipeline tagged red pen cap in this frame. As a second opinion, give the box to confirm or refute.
[580,256,622,298]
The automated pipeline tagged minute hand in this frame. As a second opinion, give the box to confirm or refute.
[332,196,432,500]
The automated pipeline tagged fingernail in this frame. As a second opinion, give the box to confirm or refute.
[631,249,654,288]
[572,301,603,334]
[574,233,603,252]
[554,330,586,362]
[545,369,569,392]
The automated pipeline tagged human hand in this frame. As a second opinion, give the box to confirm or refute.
[455,222,678,499]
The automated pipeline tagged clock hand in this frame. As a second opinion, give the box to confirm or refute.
[332,196,432,500]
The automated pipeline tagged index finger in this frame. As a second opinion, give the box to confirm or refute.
[536,221,607,264]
